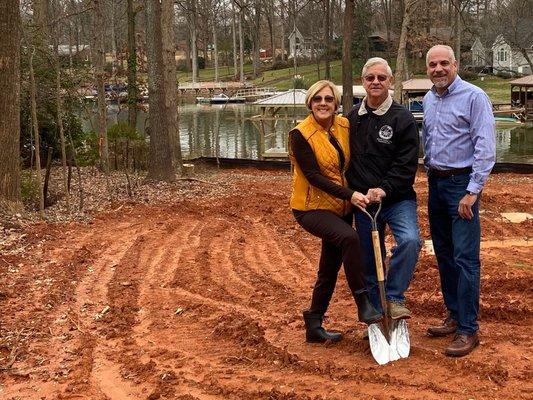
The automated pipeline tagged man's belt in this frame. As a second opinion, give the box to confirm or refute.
[429,167,472,178]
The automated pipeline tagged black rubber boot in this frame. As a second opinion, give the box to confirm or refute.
[354,292,382,324]
[303,311,343,343]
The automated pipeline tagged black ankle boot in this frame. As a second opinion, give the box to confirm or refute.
[303,311,343,343]
[354,292,382,324]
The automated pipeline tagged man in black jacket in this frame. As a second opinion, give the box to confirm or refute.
[346,57,422,319]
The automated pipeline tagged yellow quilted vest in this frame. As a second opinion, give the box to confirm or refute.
[289,113,351,216]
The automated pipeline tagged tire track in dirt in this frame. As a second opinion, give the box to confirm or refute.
[74,220,151,399]
[90,230,164,399]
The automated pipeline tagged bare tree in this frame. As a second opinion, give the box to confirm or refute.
[0,0,22,212]
[162,0,182,172]
[145,0,175,182]
[92,0,110,173]
[394,0,420,103]
[208,0,220,81]
[126,0,138,129]
[233,0,245,82]
[53,0,70,211]
[29,49,45,217]
[495,0,533,71]
[231,0,238,78]
[342,0,354,112]
[323,0,331,80]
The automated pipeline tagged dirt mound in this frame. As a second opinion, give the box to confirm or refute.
[0,168,531,399]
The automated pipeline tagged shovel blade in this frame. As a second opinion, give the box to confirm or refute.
[368,323,390,365]
[392,319,410,358]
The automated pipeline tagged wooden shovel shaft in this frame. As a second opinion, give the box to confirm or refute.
[372,231,384,281]
[372,229,390,342]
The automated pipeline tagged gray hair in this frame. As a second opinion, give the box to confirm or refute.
[362,57,393,77]
[426,45,456,66]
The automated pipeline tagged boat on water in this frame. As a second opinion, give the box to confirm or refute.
[196,93,246,104]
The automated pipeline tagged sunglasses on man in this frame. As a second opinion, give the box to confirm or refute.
[311,95,335,103]
[364,74,389,82]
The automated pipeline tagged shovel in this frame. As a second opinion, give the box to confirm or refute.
[357,202,410,365]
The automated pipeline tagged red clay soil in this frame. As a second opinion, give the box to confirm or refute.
[0,168,532,400]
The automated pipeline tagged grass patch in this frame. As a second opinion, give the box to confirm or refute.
[469,75,513,103]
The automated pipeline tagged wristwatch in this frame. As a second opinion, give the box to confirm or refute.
[466,191,477,196]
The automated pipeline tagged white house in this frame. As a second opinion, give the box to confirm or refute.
[492,35,533,75]
[288,27,324,59]
[471,37,490,68]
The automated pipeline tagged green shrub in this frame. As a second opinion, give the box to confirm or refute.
[20,170,40,207]
[293,74,307,89]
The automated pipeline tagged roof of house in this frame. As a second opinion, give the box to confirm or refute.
[509,75,533,86]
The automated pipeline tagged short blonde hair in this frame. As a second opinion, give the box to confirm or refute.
[305,80,341,110]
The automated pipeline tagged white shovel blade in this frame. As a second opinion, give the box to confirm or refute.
[388,325,401,361]
[392,319,410,358]
[368,323,390,365]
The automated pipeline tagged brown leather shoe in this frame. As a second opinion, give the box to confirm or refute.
[427,317,458,337]
[445,333,479,357]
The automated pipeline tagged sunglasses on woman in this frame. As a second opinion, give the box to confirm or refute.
[311,95,335,103]
[364,74,389,82]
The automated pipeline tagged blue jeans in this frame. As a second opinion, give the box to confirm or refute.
[428,173,480,335]
[355,199,421,313]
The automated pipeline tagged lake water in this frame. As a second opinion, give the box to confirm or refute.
[84,103,533,164]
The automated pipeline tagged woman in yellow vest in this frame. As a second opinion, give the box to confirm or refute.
[289,80,381,343]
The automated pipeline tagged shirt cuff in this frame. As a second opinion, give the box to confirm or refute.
[466,182,482,194]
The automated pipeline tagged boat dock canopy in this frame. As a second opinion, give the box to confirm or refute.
[401,78,433,92]
[510,75,533,120]
[252,89,308,107]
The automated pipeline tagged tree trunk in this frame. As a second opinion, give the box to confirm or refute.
[146,0,175,182]
[393,0,418,103]
[55,38,70,210]
[190,0,198,83]
[324,0,331,80]
[280,0,286,62]
[252,1,261,78]
[92,0,109,173]
[342,0,354,113]
[110,0,118,75]
[210,2,219,82]
[0,0,22,212]
[162,0,182,172]
[231,1,238,79]
[127,0,138,129]
[454,0,461,67]
[238,8,244,82]
[266,1,275,68]
[29,49,45,217]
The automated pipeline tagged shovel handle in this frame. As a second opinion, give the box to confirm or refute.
[372,231,385,282]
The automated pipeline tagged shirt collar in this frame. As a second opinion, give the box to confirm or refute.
[430,75,462,97]
[358,94,393,116]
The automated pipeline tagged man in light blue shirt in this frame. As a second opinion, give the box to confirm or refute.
[422,45,495,357]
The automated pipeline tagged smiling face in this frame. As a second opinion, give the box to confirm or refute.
[310,86,337,127]
[362,63,392,107]
[427,46,458,94]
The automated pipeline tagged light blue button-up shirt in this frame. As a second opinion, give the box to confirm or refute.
[422,76,496,194]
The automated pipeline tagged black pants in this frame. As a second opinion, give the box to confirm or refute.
[294,209,366,315]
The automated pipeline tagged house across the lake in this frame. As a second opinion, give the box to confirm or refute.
[492,35,533,75]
